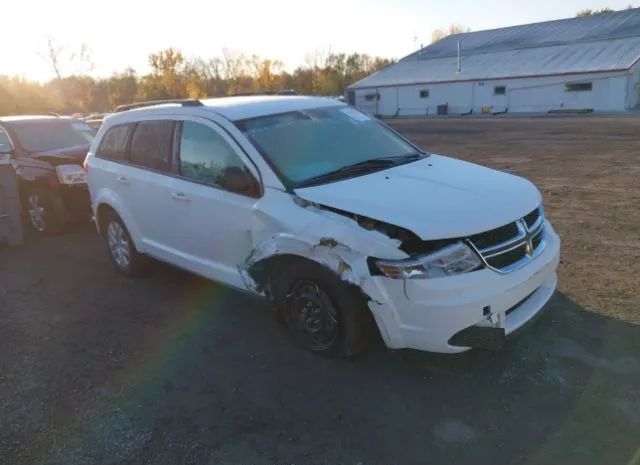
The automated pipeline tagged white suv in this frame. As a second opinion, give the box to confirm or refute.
[86,96,560,357]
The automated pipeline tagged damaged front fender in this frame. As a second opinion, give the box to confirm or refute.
[239,190,407,297]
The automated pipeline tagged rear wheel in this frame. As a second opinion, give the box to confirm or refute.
[272,257,373,357]
[101,211,146,276]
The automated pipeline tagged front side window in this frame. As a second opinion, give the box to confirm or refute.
[129,121,174,171]
[494,86,506,95]
[420,89,430,98]
[179,121,257,196]
[96,124,132,161]
[236,106,421,187]
[8,119,94,153]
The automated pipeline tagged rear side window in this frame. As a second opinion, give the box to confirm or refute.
[129,121,174,171]
[96,124,131,161]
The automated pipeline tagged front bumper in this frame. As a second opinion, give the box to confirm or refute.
[363,221,560,354]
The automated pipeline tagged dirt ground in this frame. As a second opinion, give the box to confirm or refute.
[1,116,639,465]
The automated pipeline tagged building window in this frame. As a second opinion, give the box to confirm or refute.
[419,89,429,98]
[365,93,379,102]
[494,86,506,95]
[566,83,593,92]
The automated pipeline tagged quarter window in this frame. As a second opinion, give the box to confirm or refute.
[129,121,174,171]
[96,124,132,161]
[179,121,256,195]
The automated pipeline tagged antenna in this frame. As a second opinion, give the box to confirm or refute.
[457,40,461,73]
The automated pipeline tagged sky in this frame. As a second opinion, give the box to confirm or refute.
[1,0,638,81]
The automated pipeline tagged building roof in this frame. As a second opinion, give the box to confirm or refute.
[349,8,640,89]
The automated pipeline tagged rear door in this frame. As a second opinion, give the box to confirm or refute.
[123,120,177,261]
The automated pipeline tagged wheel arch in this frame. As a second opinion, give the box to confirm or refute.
[241,234,371,298]
[94,196,143,251]
[95,202,117,234]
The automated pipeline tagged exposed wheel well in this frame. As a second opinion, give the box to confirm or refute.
[266,253,381,355]
[247,253,310,298]
[248,253,371,304]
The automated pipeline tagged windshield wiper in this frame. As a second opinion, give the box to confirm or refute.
[376,152,427,163]
[296,152,426,188]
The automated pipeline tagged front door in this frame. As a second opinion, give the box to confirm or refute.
[161,117,260,289]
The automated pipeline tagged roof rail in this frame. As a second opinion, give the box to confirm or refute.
[114,99,203,113]
[230,89,298,97]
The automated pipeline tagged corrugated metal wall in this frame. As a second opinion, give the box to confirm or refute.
[353,70,634,116]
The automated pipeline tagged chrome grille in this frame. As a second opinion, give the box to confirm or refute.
[468,206,546,273]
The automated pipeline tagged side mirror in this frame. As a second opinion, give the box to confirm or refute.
[220,166,260,197]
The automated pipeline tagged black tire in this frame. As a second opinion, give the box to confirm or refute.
[271,257,373,358]
[24,186,64,235]
[100,211,146,277]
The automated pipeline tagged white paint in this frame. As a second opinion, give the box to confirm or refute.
[87,98,561,354]
[349,9,640,116]
[295,155,541,240]
[353,70,639,116]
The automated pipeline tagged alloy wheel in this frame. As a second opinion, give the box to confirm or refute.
[107,221,130,270]
[27,194,46,232]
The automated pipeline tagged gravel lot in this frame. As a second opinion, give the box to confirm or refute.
[1,115,639,465]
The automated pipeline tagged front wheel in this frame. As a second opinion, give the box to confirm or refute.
[272,258,374,358]
[25,189,63,235]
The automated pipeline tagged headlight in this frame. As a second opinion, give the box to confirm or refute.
[373,242,482,279]
[56,164,87,185]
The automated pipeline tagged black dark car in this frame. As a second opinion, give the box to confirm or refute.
[0,116,95,234]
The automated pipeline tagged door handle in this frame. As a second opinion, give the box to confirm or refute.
[171,192,190,202]
[116,176,129,184]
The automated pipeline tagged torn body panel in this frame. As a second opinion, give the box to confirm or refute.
[239,187,561,353]
[240,189,405,297]
[239,189,412,350]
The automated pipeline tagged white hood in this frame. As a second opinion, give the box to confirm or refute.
[294,155,541,240]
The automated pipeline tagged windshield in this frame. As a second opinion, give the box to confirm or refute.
[10,119,95,153]
[236,106,420,187]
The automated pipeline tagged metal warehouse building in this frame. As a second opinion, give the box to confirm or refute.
[347,8,640,116]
